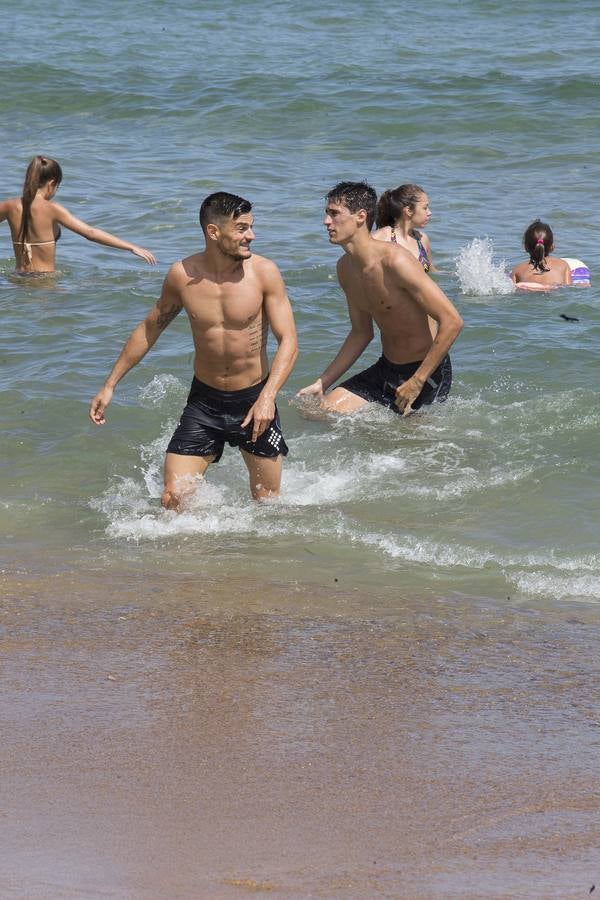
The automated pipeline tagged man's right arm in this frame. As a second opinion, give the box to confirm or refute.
[89,266,183,425]
[297,262,374,399]
[391,255,463,415]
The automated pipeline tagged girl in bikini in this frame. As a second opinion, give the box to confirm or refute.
[372,183,436,272]
[511,220,572,291]
[0,155,156,274]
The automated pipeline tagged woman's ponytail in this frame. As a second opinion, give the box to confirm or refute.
[19,155,62,243]
[523,219,552,273]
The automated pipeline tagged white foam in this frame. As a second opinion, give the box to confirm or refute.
[90,457,600,604]
[91,417,542,542]
[455,237,515,296]
[281,460,368,506]
[139,373,186,406]
[513,571,600,602]
[355,530,600,574]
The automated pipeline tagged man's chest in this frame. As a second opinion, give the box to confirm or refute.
[182,283,263,329]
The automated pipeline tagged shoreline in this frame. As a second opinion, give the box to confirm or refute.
[1,569,598,897]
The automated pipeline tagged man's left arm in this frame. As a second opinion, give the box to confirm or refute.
[394,260,463,415]
[242,260,299,441]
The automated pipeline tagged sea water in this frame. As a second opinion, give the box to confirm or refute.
[1,0,599,605]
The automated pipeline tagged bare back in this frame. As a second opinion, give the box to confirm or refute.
[169,252,275,390]
[338,241,440,363]
[511,256,572,287]
[1,196,60,272]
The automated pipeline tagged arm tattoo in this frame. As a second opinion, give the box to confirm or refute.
[155,302,181,329]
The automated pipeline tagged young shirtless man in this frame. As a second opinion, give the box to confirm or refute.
[298,181,463,415]
[90,192,298,509]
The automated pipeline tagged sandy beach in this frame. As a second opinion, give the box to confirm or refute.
[1,569,598,898]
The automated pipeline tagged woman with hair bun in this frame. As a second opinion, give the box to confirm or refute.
[372,183,436,272]
[0,155,156,273]
[511,220,572,291]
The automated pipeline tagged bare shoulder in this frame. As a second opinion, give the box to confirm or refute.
[251,253,282,279]
[336,252,353,285]
[48,200,74,221]
[383,240,420,272]
[160,258,191,294]
[167,257,186,278]
[372,226,392,242]
[250,254,286,293]
[0,197,20,217]
[178,252,207,280]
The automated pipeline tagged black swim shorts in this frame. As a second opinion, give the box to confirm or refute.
[166,376,288,463]
[339,354,452,412]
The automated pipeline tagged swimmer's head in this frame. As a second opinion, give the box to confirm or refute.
[523,220,553,273]
[200,191,254,260]
[325,181,377,234]
[23,155,63,194]
[20,155,63,243]
[375,183,427,229]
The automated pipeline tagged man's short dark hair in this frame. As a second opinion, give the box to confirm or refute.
[326,181,377,231]
[199,192,252,234]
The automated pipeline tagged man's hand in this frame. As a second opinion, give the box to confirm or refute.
[296,378,324,401]
[394,376,424,417]
[242,394,276,443]
[89,386,114,425]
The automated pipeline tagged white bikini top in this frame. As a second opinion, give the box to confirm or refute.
[14,238,57,265]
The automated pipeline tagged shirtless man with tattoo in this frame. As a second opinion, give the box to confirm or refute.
[298,181,463,416]
[89,192,298,509]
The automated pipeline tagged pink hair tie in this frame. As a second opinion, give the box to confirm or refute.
[536,238,545,245]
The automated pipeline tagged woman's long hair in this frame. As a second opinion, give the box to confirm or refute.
[19,155,62,244]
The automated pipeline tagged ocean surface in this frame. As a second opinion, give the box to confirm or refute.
[2,0,599,606]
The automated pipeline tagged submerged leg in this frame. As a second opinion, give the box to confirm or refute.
[320,386,369,414]
[240,450,283,500]
[162,452,215,511]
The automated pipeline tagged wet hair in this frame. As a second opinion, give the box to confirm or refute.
[523,219,553,273]
[199,191,252,234]
[19,155,62,244]
[375,183,425,229]
[326,181,377,231]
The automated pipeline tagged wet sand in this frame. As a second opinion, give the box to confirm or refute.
[1,569,598,898]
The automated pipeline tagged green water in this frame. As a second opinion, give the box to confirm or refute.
[1,0,599,604]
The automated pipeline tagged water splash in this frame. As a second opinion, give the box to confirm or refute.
[139,373,186,406]
[455,237,515,296]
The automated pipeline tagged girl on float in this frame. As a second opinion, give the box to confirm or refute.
[372,183,437,272]
[511,220,572,291]
[0,155,156,274]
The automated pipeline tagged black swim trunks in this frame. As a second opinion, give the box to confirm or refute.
[166,376,288,463]
[339,354,452,413]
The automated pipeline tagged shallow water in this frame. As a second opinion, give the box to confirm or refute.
[2,1,599,604]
